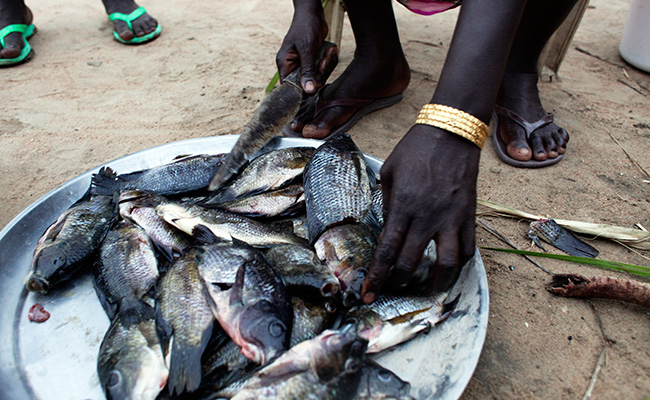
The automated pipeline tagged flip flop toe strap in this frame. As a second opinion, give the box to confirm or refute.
[494,105,554,139]
[109,6,147,31]
[313,87,374,118]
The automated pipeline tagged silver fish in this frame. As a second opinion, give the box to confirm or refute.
[26,195,116,293]
[209,184,305,219]
[97,309,168,400]
[230,324,367,400]
[91,154,227,196]
[304,132,373,244]
[157,248,215,395]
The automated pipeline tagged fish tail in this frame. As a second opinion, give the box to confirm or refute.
[91,166,125,196]
[438,292,462,324]
[168,341,204,395]
[118,300,155,327]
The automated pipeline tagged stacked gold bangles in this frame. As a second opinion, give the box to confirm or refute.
[415,103,490,149]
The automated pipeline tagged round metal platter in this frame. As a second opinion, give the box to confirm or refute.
[0,136,488,400]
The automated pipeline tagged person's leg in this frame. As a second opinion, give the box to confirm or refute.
[101,0,159,43]
[289,0,410,139]
[0,0,32,62]
[495,0,579,163]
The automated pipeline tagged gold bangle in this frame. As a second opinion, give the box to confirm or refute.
[415,104,490,149]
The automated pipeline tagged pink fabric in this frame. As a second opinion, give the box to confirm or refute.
[397,0,461,16]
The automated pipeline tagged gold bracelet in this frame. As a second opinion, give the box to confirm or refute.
[415,104,490,149]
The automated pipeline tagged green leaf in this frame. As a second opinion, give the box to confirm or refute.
[265,72,280,94]
[480,247,650,278]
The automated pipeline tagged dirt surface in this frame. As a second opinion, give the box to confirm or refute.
[2,0,649,399]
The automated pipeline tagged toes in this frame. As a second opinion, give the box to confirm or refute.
[0,32,24,59]
[114,21,135,41]
[303,106,355,139]
[530,135,548,161]
[506,137,532,161]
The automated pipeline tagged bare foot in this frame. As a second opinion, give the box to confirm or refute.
[0,3,33,63]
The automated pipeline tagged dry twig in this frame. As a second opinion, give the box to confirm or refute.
[548,274,650,308]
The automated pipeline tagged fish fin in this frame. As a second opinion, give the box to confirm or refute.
[552,229,600,258]
[118,301,155,327]
[92,264,118,320]
[363,211,383,236]
[528,234,548,252]
[90,166,125,196]
[192,225,222,244]
[168,333,210,395]
[437,292,462,324]
[253,135,283,158]
[229,263,247,307]
[155,302,174,353]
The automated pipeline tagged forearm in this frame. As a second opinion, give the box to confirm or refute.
[432,0,527,123]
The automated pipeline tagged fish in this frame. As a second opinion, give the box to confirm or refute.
[94,221,159,320]
[118,190,195,259]
[97,307,169,400]
[528,218,599,258]
[156,248,215,395]
[289,297,338,347]
[155,201,308,247]
[204,147,314,204]
[344,289,458,354]
[355,360,413,400]
[198,242,293,366]
[207,70,303,191]
[26,194,116,294]
[91,154,227,197]
[303,132,373,244]
[370,183,384,227]
[264,244,341,299]
[230,324,368,400]
[207,184,305,219]
[314,223,379,308]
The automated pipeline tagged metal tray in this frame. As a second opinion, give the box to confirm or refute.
[0,136,488,400]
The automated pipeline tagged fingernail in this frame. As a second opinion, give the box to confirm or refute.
[305,80,315,93]
[363,292,376,304]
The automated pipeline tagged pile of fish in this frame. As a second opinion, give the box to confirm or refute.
[24,132,458,400]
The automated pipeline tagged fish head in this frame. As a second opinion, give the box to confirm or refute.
[27,242,72,292]
[342,307,383,343]
[360,360,412,399]
[238,299,291,365]
[102,346,168,400]
[312,325,368,381]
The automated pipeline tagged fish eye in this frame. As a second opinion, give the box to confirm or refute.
[325,302,337,314]
[377,369,392,382]
[345,358,360,373]
[269,321,286,337]
[107,371,122,388]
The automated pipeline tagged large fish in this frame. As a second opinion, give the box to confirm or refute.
[118,190,195,259]
[344,290,458,354]
[204,147,314,204]
[97,307,168,400]
[26,194,116,294]
[303,132,374,244]
[155,201,307,247]
[156,248,215,395]
[230,324,368,400]
[94,221,159,320]
[91,154,227,196]
[207,71,303,191]
[198,242,292,366]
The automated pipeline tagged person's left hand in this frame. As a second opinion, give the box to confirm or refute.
[362,124,481,302]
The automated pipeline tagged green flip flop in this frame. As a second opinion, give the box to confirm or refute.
[0,23,36,67]
[108,6,161,45]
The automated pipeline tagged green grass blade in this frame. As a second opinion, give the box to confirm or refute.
[480,247,650,278]
[265,71,280,94]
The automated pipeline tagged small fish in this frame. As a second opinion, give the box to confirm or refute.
[528,218,599,258]
[230,324,368,400]
[26,195,116,294]
[91,154,227,196]
[205,147,314,204]
[355,360,413,400]
[198,242,293,366]
[94,221,159,320]
[314,223,378,307]
[97,308,168,400]
[156,201,307,247]
[208,70,303,191]
[118,190,195,259]
[264,244,341,299]
[208,184,305,219]
[156,248,215,395]
[304,132,374,244]
[344,290,458,354]
[289,297,338,347]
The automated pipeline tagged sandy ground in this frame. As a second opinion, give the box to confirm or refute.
[2,0,650,399]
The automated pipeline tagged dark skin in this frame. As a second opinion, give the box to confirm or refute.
[0,0,158,63]
[277,0,578,302]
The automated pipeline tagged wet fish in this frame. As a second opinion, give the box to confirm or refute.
[314,223,378,308]
[91,154,227,197]
[369,183,384,227]
[156,248,215,395]
[94,221,159,320]
[198,242,292,365]
[205,147,314,204]
[304,132,373,244]
[118,190,195,259]
[156,201,307,247]
[26,195,116,294]
[97,308,168,400]
[207,71,303,191]
[344,290,457,354]
[264,244,341,299]
[289,297,338,347]
[208,184,305,219]
[355,360,412,400]
[230,324,368,400]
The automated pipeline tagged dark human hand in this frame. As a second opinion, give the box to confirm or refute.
[276,2,338,94]
[362,124,481,303]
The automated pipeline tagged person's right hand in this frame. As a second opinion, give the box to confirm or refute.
[276,1,337,94]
